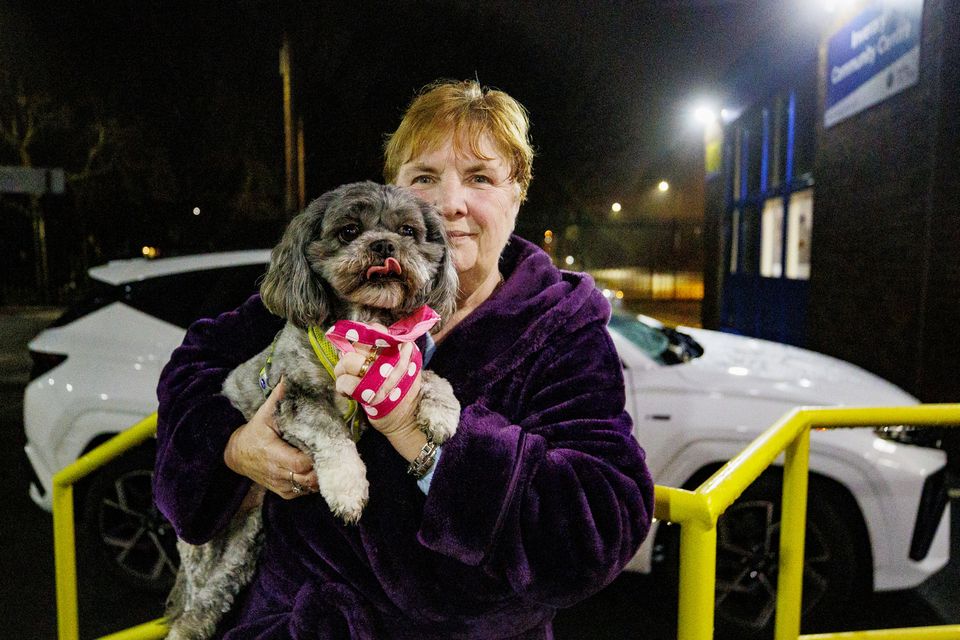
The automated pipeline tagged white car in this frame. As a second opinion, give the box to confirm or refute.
[23,251,951,636]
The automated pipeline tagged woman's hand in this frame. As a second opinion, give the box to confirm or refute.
[223,378,318,500]
[334,339,428,463]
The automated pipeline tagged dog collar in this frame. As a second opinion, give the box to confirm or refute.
[304,326,364,442]
[325,306,440,418]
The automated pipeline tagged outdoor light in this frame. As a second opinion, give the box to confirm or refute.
[693,105,716,126]
[141,246,159,259]
[611,202,622,213]
[193,207,201,216]
[543,229,553,244]
[822,0,853,13]
[658,181,670,192]
[564,255,575,266]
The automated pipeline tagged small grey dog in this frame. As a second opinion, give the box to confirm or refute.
[164,181,461,640]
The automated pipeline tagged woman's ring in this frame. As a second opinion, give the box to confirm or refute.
[358,349,379,378]
[291,481,304,495]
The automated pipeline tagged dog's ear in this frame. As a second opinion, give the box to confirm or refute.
[420,202,459,327]
[260,194,333,329]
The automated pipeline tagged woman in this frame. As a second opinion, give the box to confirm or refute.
[154,79,654,639]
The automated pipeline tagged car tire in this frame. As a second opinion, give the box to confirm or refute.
[78,443,179,594]
[654,470,870,639]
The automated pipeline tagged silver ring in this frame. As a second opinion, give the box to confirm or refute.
[291,481,304,495]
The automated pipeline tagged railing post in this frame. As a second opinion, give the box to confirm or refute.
[52,480,80,640]
[677,518,718,640]
[775,426,810,640]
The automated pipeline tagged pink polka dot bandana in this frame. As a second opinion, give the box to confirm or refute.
[325,305,440,418]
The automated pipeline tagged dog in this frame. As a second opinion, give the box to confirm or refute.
[164,181,461,640]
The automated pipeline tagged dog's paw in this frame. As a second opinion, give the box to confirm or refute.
[417,371,461,443]
[316,457,369,525]
[327,485,368,525]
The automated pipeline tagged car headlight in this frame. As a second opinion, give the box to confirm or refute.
[873,425,949,449]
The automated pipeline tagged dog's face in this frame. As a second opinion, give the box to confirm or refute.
[260,181,457,329]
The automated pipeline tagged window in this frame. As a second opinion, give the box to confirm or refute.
[770,95,788,189]
[729,208,741,273]
[125,264,267,328]
[786,189,813,279]
[746,112,763,196]
[760,197,784,277]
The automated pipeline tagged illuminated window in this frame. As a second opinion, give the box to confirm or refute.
[786,189,813,280]
[760,197,784,277]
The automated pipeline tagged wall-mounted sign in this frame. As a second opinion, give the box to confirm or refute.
[824,0,923,128]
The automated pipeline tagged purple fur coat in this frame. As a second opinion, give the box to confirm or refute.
[154,235,654,639]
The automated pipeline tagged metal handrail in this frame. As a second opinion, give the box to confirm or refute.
[52,413,166,640]
[654,404,960,640]
[53,406,960,639]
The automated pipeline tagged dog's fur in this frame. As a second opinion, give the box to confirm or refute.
[164,182,461,639]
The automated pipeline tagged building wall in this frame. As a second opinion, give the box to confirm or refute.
[919,0,960,401]
[808,0,959,399]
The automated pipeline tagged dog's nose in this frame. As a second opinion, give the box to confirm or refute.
[370,239,395,257]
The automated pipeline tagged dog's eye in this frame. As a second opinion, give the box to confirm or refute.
[338,224,361,243]
[399,225,416,237]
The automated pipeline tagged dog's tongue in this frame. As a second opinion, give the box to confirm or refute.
[366,257,402,279]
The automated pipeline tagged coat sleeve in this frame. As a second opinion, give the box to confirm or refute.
[417,317,655,608]
[153,294,284,544]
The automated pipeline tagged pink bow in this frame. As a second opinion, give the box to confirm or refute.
[326,306,440,417]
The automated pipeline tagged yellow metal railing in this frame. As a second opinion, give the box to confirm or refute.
[653,404,960,640]
[54,406,960,640]
[52,413,168,640]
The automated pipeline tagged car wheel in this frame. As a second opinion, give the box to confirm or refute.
[79,443,179,593]
[655,470,870,638]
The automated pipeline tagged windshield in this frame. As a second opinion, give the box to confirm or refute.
[608,312,704,365]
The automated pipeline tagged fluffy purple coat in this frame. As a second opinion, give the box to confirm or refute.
[154,235,654,639]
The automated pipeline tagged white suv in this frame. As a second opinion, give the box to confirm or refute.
[23,251,951,636]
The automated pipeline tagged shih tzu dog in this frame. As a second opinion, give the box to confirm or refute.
[165,181,461,640]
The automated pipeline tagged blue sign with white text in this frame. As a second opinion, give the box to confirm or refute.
[824,0,923,128]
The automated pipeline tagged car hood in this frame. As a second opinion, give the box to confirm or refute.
[673,326,918,407]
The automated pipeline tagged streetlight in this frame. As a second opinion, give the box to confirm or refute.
[611,202,622,213]
[564,255,575,266]
[658,180,670,192]
[693,105,717,126]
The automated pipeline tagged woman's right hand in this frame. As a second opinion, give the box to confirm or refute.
[223,378,318,500]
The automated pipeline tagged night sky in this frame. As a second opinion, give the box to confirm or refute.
[1,1,812,259]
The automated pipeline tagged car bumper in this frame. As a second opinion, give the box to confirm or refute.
[877,500,951,591]
[24,442,54,511]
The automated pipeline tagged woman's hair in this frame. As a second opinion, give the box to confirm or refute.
[383,79,534,201]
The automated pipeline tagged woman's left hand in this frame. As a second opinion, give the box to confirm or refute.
[334,337,425,450]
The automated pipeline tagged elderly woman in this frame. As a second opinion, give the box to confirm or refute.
[154,79,654,639]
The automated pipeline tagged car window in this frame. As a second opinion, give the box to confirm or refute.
[609,312,705,365]
[123,263,267,328]
[609,313,670,360]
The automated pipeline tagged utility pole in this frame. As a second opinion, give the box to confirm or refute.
[297,116,306,210]
[280,34,297,216]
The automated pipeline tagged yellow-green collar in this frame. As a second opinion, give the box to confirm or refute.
[307,326,363,442]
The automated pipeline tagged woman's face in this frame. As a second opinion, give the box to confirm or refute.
[395,133,521,298]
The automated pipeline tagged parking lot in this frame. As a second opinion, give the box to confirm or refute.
[2,304,958,639]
